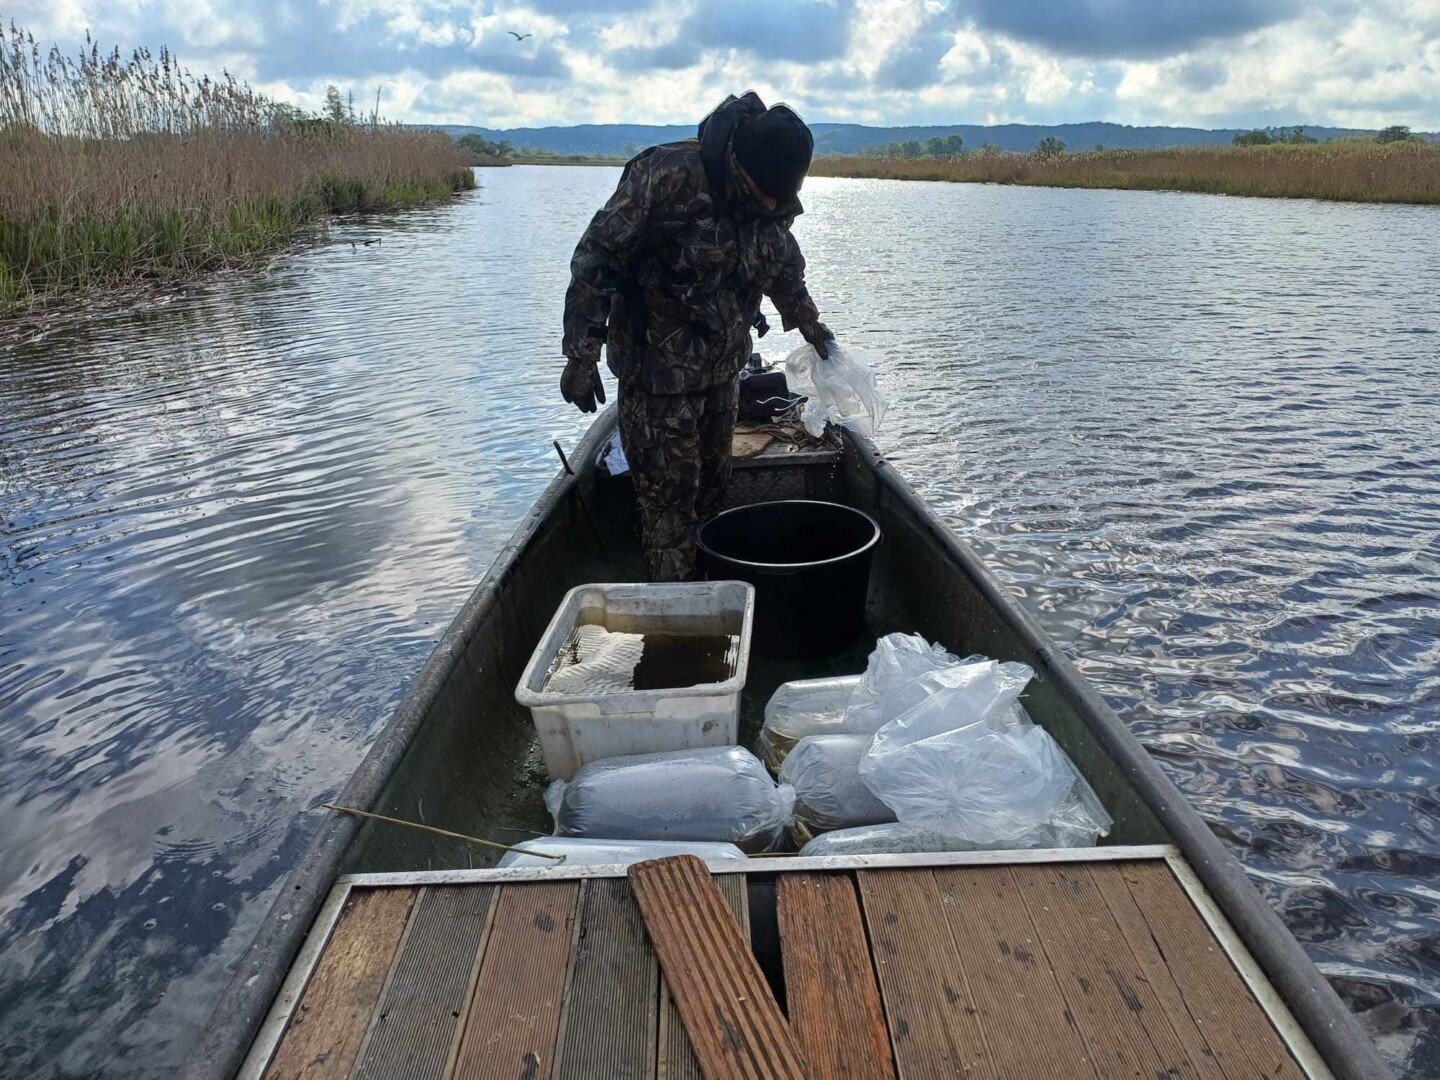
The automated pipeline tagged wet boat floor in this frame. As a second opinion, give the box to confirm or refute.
[255,854,1317,1079]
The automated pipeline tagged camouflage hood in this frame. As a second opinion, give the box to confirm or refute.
[699,91,805,220]
[562,96,820,395]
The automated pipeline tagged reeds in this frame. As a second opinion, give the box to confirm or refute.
[809,142,1440,205]
[0,22,475,311]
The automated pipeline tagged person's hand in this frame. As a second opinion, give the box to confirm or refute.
[561,356,606,413]
[801,321,834,360]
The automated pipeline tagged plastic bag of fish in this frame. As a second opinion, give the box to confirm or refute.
[779,733,896,837]
[754,675,862,772]
[857,653,1111,848]
[544,745,794,853]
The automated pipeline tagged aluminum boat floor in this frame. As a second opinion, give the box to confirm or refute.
[243,847,1327,1079]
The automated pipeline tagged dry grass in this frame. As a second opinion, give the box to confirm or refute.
[810,142,1440,205]
[0,22,475,312]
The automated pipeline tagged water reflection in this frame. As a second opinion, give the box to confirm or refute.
[0,166,617,1076]
[1,167,1438,1076]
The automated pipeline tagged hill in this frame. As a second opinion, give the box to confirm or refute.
[430,121,1410,157]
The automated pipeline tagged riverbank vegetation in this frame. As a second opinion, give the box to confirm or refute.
[1,23,475,313]
[455,133,515,166]
[811,138,1440,205]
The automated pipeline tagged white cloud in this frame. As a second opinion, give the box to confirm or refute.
[12,0,1439,130]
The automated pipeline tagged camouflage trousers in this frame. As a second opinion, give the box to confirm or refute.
[618,376,739,582]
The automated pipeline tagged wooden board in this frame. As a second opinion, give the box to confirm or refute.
[264,887,416,1080]
[658,873,750,1080]
[630,856,806,1080]
[930,866,1096,1079]
[450,880,580,1080]
[776,872,893,1080]
[351,885,496,1080]
[1009,862,1209,1078]
[1109,862,1304,1078]
[857,869,993,1078]
[552,878,659,1080]
[1086,864,1229,1078]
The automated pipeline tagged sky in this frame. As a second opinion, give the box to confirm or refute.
[12,0,1440,131]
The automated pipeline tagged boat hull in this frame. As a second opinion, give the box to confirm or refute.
[187,409,1388,1079]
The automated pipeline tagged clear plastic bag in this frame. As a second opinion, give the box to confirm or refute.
[600,433,629,476]
[862,660,1035,760]
[785,340,888,438]
[798,823,985,857]
[858,661,1111,847]
[544,745,794,852]
[843,633,972,736]
[797,817,1105,858]
[863,724,1076,845]
[755,675,863,772]
[991,701,1114,847]
[496,837,747,868]
[779,734,896,833]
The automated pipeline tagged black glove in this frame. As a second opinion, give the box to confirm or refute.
[801,321,834,360]
[561,356,606,414]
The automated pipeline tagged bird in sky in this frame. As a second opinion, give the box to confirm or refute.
[508,31,532,41]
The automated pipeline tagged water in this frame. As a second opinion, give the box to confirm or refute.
[542,625,741,693]
[1,166,1436,1075]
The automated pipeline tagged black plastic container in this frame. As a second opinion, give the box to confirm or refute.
[697,500,881,658]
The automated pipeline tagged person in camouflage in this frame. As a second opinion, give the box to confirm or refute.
[561,91,832,581]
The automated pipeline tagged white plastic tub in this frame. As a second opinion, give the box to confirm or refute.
[515,581,755,780]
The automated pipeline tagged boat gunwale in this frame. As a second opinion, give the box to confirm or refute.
[340,841,1181,884]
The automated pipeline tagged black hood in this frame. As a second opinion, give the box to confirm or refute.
[697,91,767,206]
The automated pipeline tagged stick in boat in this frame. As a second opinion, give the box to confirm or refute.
[552,439,609,554]
[321,803,564,860]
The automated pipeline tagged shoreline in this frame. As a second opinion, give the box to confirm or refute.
[809,143,1440,206]
[511,155,627,167]
[1,142,476,317]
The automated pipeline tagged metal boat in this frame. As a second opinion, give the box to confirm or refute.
[188,408,1388,1078]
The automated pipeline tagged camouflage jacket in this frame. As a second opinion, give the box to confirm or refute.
[562,124,820,395]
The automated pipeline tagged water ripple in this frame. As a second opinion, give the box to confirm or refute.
[2,169,1439,1076]
[796,178,1440,1073]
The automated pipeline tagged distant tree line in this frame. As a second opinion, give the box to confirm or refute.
[860,135,965,159]
[1233,124,1420,146]
[860,134,1074,160]
[455,133,514,158]
[852,124,1427,161]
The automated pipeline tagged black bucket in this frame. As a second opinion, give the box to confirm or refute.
[697,500,881,659]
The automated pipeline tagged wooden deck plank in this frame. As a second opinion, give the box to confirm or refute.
[1010,862,1207,1078]
[552,878,659,1080]
[657,873,749,1080]
[930,866,1097,1080]
[776,872,894,1080]
[263,887,416,1080]
[257,855,1324,1080]
[451,880,580,1080]
[1115,861,1306,1079]
[856,868,993,1078]
[1086,863,1230,1078]
[352,885,497,1080]
[630,856,806,1080]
